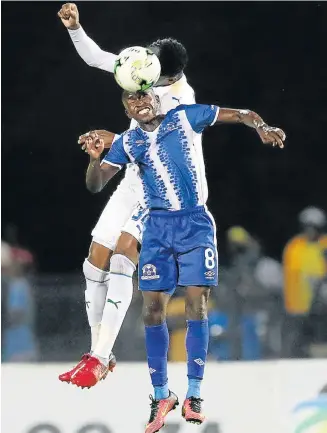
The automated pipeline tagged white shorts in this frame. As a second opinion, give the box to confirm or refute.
[91,164,146,250]
[121,203,149,244]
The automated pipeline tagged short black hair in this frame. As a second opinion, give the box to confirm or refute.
[149,38,188,77]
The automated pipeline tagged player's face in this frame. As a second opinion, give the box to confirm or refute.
[123,90,159,123]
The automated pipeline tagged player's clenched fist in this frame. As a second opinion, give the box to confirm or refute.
[84,132,104,160]
[58,3,80,30]
[256,125,286,148]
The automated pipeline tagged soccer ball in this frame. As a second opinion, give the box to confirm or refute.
[114,46,161,92]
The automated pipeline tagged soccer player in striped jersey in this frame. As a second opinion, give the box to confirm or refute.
[77,89,285,432]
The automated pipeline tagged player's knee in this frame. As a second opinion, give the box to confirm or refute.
[185,286,210,320]
[88,241,113,271]
[83,259,110,283]
[142,298,166,326]
[114,232,139,265]
[110,253,136,278]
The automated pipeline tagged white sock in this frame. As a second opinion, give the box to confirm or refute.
[83,259,110,352]
[94,254,135,360]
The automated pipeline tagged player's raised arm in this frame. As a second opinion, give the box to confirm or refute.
[58,3,117,73]
[84,133,120,193]
[216,108,286,148]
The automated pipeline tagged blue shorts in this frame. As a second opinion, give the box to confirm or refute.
[139,206,218,295]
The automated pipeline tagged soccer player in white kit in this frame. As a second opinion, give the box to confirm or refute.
[57,3,197,385]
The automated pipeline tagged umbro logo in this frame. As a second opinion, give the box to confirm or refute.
[204,270,215,279]
[149,368,156,374]
[194,358,205,366]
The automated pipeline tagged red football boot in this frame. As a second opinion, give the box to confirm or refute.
[58,353,90,383]
[58,352,116,384]
[182,397,205,424]
[145,391,179,433]
[70,356,109,388]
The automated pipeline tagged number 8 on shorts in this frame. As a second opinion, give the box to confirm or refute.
[205,248,215,270]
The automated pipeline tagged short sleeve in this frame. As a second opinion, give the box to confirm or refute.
[102,135,130,168]
[184,104,219,133]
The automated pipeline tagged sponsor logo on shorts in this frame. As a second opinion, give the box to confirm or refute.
[194,358,205,366]
[204,270,215,279]
[141,264,160,280]
[149,368,156,374]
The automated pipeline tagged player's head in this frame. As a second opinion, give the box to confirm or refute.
[298,206,326,241]
[122,89,160,123]
[148,38,188,86]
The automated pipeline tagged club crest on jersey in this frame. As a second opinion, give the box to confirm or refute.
[204,270,215,279]
[141,264,160,280]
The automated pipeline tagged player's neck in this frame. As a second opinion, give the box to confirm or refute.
[139,115,164,132]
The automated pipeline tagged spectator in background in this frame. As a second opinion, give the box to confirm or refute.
[2,243,38,362]
[282,207,327,358]
[213,226,262,361]
[307,248,327,357]
[213,226,283,361]
[1,241,13,357]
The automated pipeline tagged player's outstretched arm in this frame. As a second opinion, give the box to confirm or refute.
[216,108,286,148]
[58,3,117,73]
[84,133,119,193]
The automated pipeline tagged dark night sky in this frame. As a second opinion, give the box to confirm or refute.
[2,2,327,272]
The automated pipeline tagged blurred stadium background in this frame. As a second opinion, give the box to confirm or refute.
[2,2,327,433]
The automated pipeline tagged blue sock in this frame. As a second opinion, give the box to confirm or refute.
[187,378,202,399]
[186,319,209,398]
[145,322,169,400]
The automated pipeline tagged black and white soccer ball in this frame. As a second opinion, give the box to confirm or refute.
[114,46,161,92]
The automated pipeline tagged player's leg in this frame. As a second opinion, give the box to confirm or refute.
[91,204,148,362]
[143,290,179,433]
[183,285,210,423]
[58,240,116,384]
[143,291,171,399]
[71,232,139,388]
[59,187,136,384]
[86,188,137,352]
[70,205,146,387]
[138,213,179,433]
[177,208,218,423]
[94,233,138,362]
[84,241,112,354]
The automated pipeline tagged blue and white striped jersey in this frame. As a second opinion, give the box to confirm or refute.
[103,104,219,211]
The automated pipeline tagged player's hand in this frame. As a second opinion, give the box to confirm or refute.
[84,132,104,160]
[78,130,115,150]
[256,125,286,148]
[57,3,80,30]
